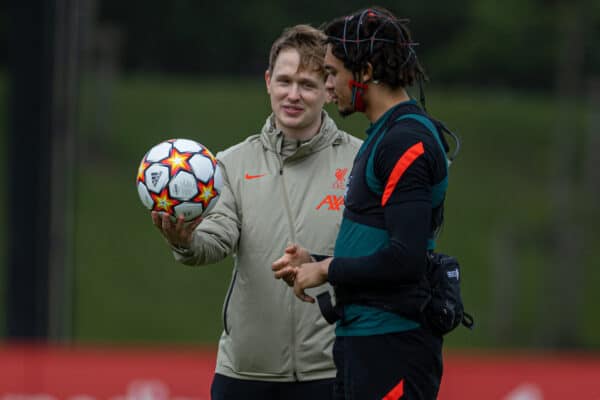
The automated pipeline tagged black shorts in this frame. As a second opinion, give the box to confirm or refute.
[211,373,335,400]
[333,327,443,400]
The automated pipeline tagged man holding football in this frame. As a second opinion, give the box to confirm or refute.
[152,24,361,400]
[273,8,453,400]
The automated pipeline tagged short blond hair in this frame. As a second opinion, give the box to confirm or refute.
[268,24,327,79]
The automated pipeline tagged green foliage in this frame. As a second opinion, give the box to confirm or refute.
[429,0,556,87]
[87,0,600,89]
[1,1,599,86]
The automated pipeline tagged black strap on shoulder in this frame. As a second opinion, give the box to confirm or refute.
[316,291,342,324]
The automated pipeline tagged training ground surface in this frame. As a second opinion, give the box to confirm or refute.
[1,344,599,399]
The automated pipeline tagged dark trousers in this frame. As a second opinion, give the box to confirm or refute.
[333,328,443,400]
[211,373,335,400]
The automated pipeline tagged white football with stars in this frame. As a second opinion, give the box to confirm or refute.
[136,138,222,221]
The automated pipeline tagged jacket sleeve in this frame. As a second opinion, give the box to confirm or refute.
[173,159,241,265]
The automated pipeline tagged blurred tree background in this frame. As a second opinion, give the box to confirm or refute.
[1,0,599,350]
[91,0,600,88]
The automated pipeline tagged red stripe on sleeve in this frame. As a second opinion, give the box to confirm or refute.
[382,379,404,400]
[381,142,425,207]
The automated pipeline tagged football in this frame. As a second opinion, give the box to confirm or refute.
[136,138,222,221]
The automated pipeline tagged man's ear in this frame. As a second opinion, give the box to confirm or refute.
[362,63,374,83]
[265,69,272,94]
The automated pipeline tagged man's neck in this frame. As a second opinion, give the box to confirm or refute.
[282,130,318,141]
[364,86,411,123]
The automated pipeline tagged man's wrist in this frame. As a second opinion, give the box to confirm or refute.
[311,254,330,262]
[168,240,193,255]
[320,258,332,279]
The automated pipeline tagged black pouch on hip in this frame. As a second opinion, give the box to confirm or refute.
[424,252,474,335]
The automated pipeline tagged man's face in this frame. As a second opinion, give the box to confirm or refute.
[324,44,355,117]
[265,48,326,137]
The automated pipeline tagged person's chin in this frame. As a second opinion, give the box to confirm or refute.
[338,106,354,118]
[281,113,304,125]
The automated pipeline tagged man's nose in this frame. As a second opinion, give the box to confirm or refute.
[287,84,300,100]
[325,75,334,90]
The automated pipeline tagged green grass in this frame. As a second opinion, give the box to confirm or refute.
[72,171,233,344]
[1,74,598,349]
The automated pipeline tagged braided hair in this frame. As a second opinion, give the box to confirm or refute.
[323,7,427,89]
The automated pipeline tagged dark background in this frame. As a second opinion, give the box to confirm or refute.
[91,0,599,88]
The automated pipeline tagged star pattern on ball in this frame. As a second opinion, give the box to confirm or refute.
[161,147,193,175]
[193,180,217,209]
[137,159,150,183]
[151,187,181,214]
[201,147,217,167]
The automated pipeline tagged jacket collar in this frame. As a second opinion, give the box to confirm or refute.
[259,111,342,161]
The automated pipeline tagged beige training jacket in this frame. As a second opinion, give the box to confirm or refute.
[174,111,361,381]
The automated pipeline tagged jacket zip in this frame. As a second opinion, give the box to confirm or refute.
[279,156,299,381]
[222,269,237,335]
